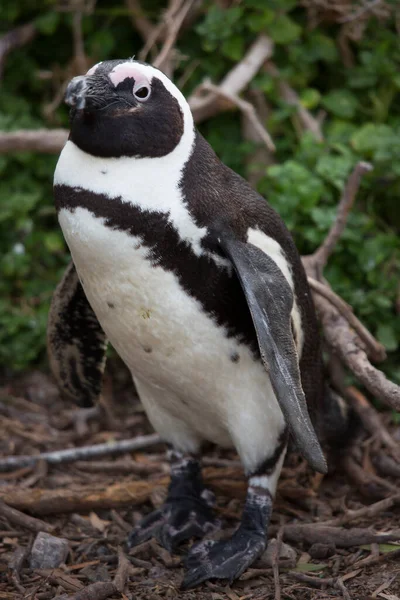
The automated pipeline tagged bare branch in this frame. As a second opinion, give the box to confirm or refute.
[265,62,324,142]
[0,433,161,472]
[199,81,275,152]
[0,129,68,154]
[125,0,155,41]
[307,276,386,363]
[153,0,196,75]
[313,161,373,270]
[0,23,36,78]
[189,35,274,122]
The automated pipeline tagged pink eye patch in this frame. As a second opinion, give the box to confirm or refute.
[109,63,150,89]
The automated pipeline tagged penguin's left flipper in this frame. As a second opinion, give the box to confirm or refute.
[47,261,108,407]
[217,231,327,475]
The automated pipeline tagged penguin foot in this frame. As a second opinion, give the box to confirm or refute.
[181,528,266,589]
[128,491,220,552]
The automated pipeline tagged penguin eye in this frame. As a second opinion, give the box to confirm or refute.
[133,84,151,101]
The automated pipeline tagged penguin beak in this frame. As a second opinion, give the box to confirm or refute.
[65,76,87,110]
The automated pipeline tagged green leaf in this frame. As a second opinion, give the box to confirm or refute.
[300,88,321,109]
[268,14,301,44]
[35,12,61,35]
[376,324,398,352]
[322,90,359,119]
[221,35,244,61]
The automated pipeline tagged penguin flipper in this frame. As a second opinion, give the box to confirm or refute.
[218,233,327,474]
[47,261,107,407]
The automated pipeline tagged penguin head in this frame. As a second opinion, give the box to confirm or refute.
[64,59,194,159]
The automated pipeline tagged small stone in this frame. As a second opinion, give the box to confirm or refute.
[309,542,336,559]
[259,538,297,568]
[29,532,69,569]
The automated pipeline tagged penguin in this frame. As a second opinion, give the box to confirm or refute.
[48,58,334,588]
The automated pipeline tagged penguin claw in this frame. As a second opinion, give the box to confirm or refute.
[181,531,266,590]
[127,499,220,553]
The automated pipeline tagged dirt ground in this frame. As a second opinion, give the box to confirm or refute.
[0,366,399,600]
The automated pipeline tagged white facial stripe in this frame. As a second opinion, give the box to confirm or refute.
[109,63,150,88]
[246,227,304,354]
[86,62,102,76]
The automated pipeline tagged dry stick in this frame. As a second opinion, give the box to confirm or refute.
[307,276,386,362]
[0,466,243,514]
[290,572,351,599]
[199,81,275,152]
[61,581,117,600]
[312,161,373,271]
[138,0,185,63]
[71,10,87,75]
[113,547,132,593]
[264,62,323,142]
[0,129,68,154]
[277,523,400,548]
[153,0,196,73]
[0,433,162,472]
[0,499,54,533]
[189,34,274,123]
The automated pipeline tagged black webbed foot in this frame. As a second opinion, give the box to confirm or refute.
[182,482,274,589]
[181,526,266,589]
[127,455,220,552]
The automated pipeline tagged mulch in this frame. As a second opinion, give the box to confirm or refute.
[0,366,399,600]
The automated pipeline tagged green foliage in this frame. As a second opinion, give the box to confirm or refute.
[0,1,399,384]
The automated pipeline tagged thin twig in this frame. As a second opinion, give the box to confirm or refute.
[71,9,87,75]
[265,61,323,142]
[0,433,162,472]
[307,276,386,362]
[321,494,400,527]
[312,161,373,271]
[125,0,155,41]
[153,0,196,73]
[200,81,275,151]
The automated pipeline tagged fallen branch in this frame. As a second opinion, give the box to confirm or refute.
[199,81,275,151]
[0,466,243,514]
[289,572,351,599]
[58,581,117,600]
[189,34,274,122]
[280,524,400,547]
[0,433,162,472]
[0,499,54,533]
